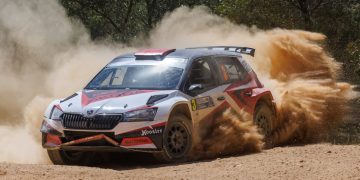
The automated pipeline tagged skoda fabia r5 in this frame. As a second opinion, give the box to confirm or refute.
[40,47,276,165]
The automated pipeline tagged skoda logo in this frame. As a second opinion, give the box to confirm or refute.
[87,110,94,115]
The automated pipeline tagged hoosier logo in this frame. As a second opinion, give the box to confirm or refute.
[141,128,162,136]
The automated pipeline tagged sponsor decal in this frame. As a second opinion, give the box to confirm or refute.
[191,96,215,111]
[121,137,153,146]
[141,128,162,136]
[119,122,166,135]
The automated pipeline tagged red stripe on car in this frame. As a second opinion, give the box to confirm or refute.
[81,89,157,106]
[135,49,175,56]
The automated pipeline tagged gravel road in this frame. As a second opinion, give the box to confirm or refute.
[1,144,360,179]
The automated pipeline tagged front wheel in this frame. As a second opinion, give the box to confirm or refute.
[153,114,193,163]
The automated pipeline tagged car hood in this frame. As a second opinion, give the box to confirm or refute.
[58,89,175,116]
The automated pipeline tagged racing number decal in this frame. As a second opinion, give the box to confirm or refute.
[191,96,214,111]
[191,99,197,111]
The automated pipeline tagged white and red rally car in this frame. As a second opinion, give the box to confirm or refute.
[40,47,276,165]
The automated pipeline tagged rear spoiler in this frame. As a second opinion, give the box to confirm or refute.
[187,46,255,57]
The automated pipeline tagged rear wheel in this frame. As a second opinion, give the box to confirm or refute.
[47,149,93,165]
[153,114,193,163]
[254,101,275,149]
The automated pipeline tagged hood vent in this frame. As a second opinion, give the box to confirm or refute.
[60,93,78,103]
[146,94,169,105]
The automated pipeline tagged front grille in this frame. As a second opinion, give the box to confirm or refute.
[61,113,122,130]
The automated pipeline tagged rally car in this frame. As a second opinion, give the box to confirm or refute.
[40,46,276,165]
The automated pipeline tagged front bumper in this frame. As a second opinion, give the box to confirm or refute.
[60,146,131,152]
[41,121,166,152]
[43,133,161,152]
[44,133,139,152]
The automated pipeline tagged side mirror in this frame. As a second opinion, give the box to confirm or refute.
[188,84,203,91]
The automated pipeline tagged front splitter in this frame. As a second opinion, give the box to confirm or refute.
[44,133,160,153]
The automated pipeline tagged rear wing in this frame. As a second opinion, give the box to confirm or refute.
[187,46,255,57]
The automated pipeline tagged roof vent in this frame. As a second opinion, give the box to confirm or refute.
[134,49,175,60]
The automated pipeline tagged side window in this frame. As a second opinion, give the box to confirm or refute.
[111,68,126,86]
[90,68,114,87]
[215,57,248,83]
[185,57,217,96]
[100,72,113,86]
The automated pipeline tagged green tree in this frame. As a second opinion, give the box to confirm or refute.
[60,0,360,81]
[60,0,220,42]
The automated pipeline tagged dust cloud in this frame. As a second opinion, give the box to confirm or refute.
[191,109,264,159]
[0,2,355,164]
[0,0,126,164]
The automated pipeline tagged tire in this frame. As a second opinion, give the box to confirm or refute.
[47,149,94,165]
[153,114,193,163]
[254,101,275,149]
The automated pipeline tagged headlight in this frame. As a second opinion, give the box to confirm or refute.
[50,105,63,121]
[40,120,62,136]
[124,108,157,122]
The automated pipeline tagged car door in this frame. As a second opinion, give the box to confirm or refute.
[213,56,256,113]
[183,56,227,129]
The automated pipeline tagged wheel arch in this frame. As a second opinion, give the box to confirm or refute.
[256,92,273,107]
[168,102,193,123]
[155,102,194,163]
[254,89,276,116]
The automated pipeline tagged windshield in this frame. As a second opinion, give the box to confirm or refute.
[85,65,184,90]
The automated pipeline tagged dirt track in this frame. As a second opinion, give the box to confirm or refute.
[0,144,360,179]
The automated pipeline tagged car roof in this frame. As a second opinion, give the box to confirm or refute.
[109,48,244,65]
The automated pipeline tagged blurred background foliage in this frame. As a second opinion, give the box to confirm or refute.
[60,0,360,82]
[60,0,360,143]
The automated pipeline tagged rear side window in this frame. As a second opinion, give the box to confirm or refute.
[214,57,248,83]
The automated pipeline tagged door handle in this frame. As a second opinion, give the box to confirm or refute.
[243,90,252,97]
[217,96,225,101]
